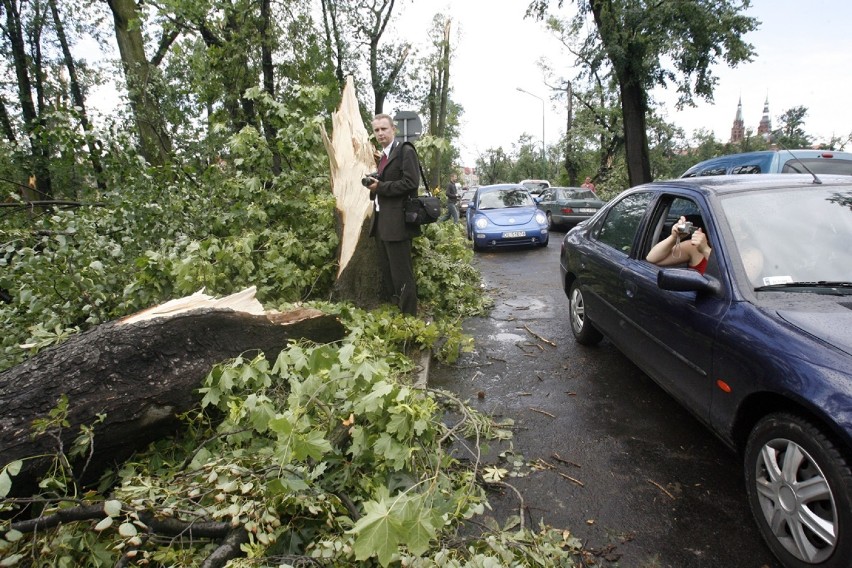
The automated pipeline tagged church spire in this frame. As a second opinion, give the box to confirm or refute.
[757,94,771,136]
[730,95,745,143]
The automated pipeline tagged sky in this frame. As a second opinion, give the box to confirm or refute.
[394,0,852,166]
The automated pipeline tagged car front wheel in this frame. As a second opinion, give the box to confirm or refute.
[744,413,852,568]
[568,281,602,345]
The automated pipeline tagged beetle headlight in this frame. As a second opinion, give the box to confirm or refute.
[535,212,547,225]
[475,218,488,229]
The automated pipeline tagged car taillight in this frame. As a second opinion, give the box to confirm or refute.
[561,207,574,214]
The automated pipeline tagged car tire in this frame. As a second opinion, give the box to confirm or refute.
[568,281,602,345]
[744,413,852,568]
[546,211,553,230]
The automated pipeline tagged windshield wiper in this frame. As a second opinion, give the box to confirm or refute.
[754,281,852,292]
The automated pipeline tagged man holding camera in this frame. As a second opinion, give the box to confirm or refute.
[645,215,712,274]
[362,114,421,315]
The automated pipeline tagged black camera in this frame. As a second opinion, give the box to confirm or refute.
[361,172,379,187]
[676,221,696,236]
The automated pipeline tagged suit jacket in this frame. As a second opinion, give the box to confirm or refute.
[369,141,422,241]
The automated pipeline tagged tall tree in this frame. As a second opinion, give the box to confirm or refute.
[426,16,452,187]
[319,0,413,115]
[2,0,51,200]
[530,0,758,187]
[48,0,105,189]
[105,0,174,165]
[775,105,812,149]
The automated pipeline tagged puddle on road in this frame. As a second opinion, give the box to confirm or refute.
[489,332,526,343]
[490,297,554,321]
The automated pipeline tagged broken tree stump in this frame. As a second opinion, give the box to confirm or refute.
[0,287,345,494]
[321,75,386,309]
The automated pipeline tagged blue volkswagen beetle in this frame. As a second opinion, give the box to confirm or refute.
[466,184,548,251]
[560,174,852,568]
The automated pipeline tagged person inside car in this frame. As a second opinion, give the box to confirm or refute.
[646,215,712,274]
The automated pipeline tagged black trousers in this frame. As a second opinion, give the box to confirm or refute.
[377,239,417,316]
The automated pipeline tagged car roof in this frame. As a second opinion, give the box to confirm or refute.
[636,173,852,198]
[681,149,852,177]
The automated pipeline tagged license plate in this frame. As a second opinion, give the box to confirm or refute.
[577,208,597,213]
[502,231,526,238]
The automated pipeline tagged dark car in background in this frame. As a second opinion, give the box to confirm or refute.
[559,174,852,568]
[466,184,548,251]
[681,149,852,177]
[458,188,476,215]
[535,186,605,229]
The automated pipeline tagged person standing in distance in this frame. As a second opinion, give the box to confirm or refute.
[581,176,596,192]
[439,172,460,223]
[363,114,421,316]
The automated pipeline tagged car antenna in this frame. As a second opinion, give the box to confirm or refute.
[764,131,822,185]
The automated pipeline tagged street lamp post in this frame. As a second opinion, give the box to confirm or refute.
[516,87,546,179]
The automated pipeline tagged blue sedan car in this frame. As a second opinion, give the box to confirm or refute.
[560,174,852,568]
[466,184,548,251]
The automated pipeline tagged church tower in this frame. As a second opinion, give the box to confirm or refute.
[730,96,745,143]
[757,95,771,137]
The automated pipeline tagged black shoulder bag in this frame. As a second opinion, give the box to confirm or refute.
[401,142,442,227]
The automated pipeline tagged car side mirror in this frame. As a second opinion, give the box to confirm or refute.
[657,268,722,296]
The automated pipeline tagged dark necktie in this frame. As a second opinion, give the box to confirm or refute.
[378,152,388,174]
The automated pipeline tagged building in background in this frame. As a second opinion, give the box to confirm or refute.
[730,95,772,143]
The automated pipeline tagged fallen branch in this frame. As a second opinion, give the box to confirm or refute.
[522,324,556,347]
[647,479,675,499]
[556,471,585,487]
[529,407,555,418]
[551,453,582,469]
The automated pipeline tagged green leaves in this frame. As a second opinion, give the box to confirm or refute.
[349,489,438,566]
[0,461,21,498]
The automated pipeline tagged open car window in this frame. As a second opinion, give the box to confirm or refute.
[594,192,653,255]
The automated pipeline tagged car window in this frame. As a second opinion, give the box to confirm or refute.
[540,189,554,200]
[731,164,762,174]
[479,189,534,209]
[594,192,653,255]
[571,190,596,200]
[781,158,852,175]
[699,165,728,176]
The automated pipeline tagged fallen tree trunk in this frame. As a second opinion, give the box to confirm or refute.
[0,287,345,493]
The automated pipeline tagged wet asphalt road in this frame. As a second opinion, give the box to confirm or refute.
[429,229,780,568]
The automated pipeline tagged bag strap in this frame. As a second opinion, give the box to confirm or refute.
[401,141,431,196]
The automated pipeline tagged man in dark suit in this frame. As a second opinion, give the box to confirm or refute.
[363,114,421,316]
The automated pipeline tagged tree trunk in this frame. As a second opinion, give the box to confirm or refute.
[0,288,344,495]
[322,76,385,309]
[106,0,172,165]
[3,0,51,201]
[619,79,652,186]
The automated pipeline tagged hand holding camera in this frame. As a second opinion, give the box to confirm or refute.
[676,221,696,237]
[361,172,379,187]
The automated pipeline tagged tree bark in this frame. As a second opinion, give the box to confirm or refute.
[321,76,385,309]
[0,289,344,494]
[106,0,173,165]
[2,0,51,201]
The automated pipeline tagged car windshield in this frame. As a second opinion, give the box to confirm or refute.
[478,189,535,209]
[720,186,852,289]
